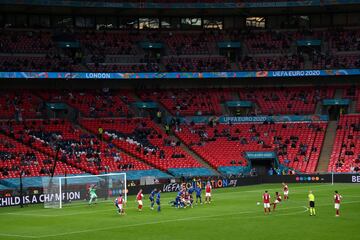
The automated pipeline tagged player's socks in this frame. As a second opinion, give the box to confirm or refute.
[157,206,161,212]
[313,208,316,215]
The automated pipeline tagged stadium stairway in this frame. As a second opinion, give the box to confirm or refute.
[316,120,338,172]
[334,88,344,99]
[151,120,220,176]
[349,99,357,113]
[315,101,323,114]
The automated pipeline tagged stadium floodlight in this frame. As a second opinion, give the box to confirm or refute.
[42,173,126,209]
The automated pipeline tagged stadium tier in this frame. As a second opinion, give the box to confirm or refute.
[1,119,154,175]
[175,122,326,173]
[138,88,233,116]
[0,28,360,72]
[0,127,83,178]
[329,114,360,173]
[38,89,134,117]
[238,87,335,115]
[79,118,204,171]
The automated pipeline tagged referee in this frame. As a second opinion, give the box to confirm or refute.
[308,190,316,216]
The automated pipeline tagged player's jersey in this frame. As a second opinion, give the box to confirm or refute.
[137,193,143,201]
[263,193,270,203]
[276,195,282,202]
[89,187,96,194]
[149,190,156,200]
[283,185,288,192]
[205,185,212,193]
[115,197,124,205]
[195,187,201,196]
[156,192,161,203]
[334,194,342,204]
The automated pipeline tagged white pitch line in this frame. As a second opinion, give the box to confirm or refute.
[0,233,38,239]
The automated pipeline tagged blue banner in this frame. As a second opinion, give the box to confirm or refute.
[217,41,241,48]
[139,42,163,49]
[0,69,359,79]
[220,115,329,123]
[167,115,328,124]
[133,101,158,108]
[322,99,351,106]
[296,40,321,46]
[245,152,276,159]
[1,0,359,9]
[225,101,253,107]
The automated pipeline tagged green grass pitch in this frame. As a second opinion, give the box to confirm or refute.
[0,183,359,240]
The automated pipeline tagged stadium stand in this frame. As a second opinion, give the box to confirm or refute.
[79,118,204,171]
[38,89,134,117]
[0,119,152,176]
[138,88,233,116]
[1,28,360,72]
[329,114,360,173]
[175,121,326,173]
[0,91,44,119]
[238,87,335,115]
[0,124,83,178]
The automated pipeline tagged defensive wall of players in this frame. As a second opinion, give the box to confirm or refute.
[0,173,359,207]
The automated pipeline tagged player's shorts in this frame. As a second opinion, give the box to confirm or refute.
[138,200,143,206]
[205,193,211,197]
[149,197,154,202]
[90,193,97,199]
[309,201,315,208]
[335,203,340,209]
[116,204,123,210]
[264,203,270,208]
[284,191,289,196]
[274,200,280,204]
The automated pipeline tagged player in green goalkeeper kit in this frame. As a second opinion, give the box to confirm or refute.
[89,185,98,205]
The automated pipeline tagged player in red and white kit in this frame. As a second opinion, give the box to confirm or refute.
[137,189,144,211]
[271,192,282,211]
[334,190,342,217]
[282,182,289,200]
[263,190,271,214]
[205,182,212,204]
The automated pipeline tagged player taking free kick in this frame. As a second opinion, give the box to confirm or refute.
[271,192,282,211]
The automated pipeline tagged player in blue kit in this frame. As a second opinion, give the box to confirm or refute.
[195,186,202,205]
[188,187,195,195]
[149,188,157,210]
[156,190,161,212]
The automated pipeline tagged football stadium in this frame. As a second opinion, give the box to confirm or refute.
[0,0,360,239]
